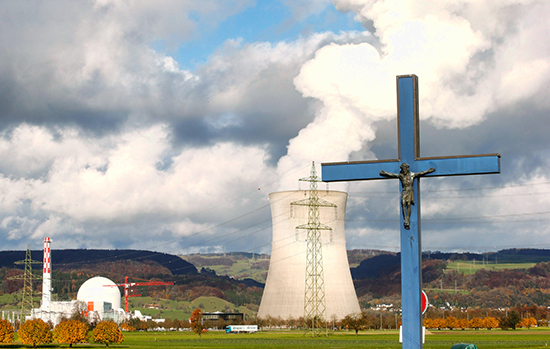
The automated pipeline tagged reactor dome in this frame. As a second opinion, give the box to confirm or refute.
[77,276,121,312]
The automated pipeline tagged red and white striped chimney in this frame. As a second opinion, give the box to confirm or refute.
[41,237,51,309]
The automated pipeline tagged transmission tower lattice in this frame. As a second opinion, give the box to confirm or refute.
[291,161,336,337]
[13,245,42,316]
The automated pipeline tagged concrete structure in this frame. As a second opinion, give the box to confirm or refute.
[77,276,125,323]
[258,190,360,321]
[41,237,52,310]
[31,237,76,325]
[31,300,75,325]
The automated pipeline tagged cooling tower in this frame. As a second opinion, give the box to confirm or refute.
[258,190,360,321]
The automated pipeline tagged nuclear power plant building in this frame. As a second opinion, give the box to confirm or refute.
[258,190,360,320]
[30,237,126,325]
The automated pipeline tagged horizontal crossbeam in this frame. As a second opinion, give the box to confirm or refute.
[322,154,500,182]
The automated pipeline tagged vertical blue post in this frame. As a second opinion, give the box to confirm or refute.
[400,180,422,348]
[397,76,422,348]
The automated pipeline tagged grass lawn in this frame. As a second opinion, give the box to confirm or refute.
[4,327,550,348]
[104,328,550,349]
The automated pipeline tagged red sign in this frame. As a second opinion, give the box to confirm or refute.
[422,291,428,314]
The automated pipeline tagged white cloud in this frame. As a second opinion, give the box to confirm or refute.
[0,123,273,250]
[24,125,269,223]
[0,0,549,254]
[276,0,550,179]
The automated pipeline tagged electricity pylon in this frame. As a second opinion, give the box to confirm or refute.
[291,161,336,337]
[13,245,42,316]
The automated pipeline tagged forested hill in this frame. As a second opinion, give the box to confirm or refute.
[0,249,197,276]
[351,248,550,280]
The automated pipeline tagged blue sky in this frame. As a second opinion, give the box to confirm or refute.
[0,0,550,255]
[172,1,363,69]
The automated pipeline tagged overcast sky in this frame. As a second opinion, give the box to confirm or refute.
[1,0,549,256]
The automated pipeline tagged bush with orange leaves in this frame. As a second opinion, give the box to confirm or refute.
[18,318,52,347]
[119,322,136,332]
[53,320,89,347]
[422,318,433,329]
[469,317,484,330]
[445,316,458,330]
[484,316,499,330]
[519,317,537,328]
[431,318,446,330]
[0,319,15,343]
[92,321,124,347]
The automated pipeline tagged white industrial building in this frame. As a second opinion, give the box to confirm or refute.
[30,238,126,325]
[258,190,361,321]
[77,276,126,323]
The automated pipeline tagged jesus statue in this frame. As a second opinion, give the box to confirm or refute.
[380,163,435,229]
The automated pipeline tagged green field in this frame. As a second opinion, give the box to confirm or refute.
[2,326,549,348]
[97,328,550,349]
[0,293,25,310]
[129,296,256,320]
[182,255,269,283]
[446,261,536,275]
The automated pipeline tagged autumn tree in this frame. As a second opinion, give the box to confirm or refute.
[119,322,136,332]
[287,316,297,329]
[264,315,275,329]
[456,318,469,330]
[484,316,499,330]
[53,320,89,347]
[18,318,53,348]
[215,317,226,330]
[445,316,458,330]
[469,317,484,330]
[0,319,14,343]
[423,318,433,329]
[190,308,206,338]
[341,313,367,334]
[92,321,124,347]
[252,316,266,330]
[499,311,520,330]
[128,318,148,331]
[519,317,537,328]
[431,318,446,330]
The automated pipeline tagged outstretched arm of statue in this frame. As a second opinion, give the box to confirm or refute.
[416,168,435,177]
[380,170,399,178]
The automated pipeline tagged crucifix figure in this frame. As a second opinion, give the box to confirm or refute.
[380,163,434,229]
[321,75,500,349]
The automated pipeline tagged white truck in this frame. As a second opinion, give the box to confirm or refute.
[225,325,258,333]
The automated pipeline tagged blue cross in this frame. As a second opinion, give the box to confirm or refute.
[321,75,500,349]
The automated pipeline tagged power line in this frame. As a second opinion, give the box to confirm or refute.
[348,180,550,195]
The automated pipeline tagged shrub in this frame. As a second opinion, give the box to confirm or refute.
[18,318,53,347]
[53,319,89,347]
[119,322,136,331]
[93,321,124,347]
[0,319,14,343]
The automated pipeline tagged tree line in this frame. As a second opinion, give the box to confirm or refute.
[0,318,123,347]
